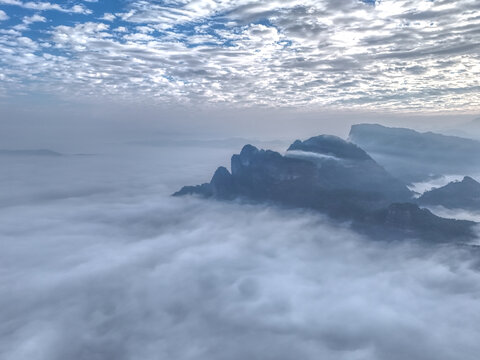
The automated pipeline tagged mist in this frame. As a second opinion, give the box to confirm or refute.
[1,102,478,152]
[2,143,480,360]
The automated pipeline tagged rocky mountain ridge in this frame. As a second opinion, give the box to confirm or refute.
[175,131,477,242]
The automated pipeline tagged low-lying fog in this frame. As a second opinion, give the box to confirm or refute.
[2,143,480,360]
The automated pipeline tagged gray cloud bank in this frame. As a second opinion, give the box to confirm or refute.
[2,145,480,360]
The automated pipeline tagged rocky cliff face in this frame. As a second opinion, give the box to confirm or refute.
[175,136,413,213]
[285,135,412,201]
[174,134,477,242]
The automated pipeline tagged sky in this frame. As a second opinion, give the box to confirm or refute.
[3,2,480,358]
[0,0,480,117]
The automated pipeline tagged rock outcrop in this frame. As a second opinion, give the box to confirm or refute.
[174,134,477,242]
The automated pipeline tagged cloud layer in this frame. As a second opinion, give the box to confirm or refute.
[2,145,480,360]
[0,0,480,111]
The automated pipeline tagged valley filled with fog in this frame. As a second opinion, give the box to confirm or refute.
[2,142,480,360]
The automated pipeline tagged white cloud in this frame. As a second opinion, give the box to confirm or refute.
[101,12,116,21]
[113,26,128,33]
[0,9,8,20]
[12,13,46,30]
[0,0,91,14]
[23,13,46,24]
[1,146,480,360]
[0,0,479,111]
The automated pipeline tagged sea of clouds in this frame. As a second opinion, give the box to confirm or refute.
[2,144,480,360]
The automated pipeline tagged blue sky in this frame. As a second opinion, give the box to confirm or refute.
[0,0,479,113]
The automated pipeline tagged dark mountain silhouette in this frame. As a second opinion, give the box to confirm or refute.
[287,135,371,161]
[349,124,480,182]
[285,135,411,202]
[418,176,480,210]
[0,149,62,157]
[174,135,476,242]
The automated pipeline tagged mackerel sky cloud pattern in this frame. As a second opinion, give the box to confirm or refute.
[0,0,479,111]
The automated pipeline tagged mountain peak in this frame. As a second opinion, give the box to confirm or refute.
[462,176,478,185]
[240,144,259,156]
[418,176,480,210]
[287,135,372,161]
[174,132,476,242]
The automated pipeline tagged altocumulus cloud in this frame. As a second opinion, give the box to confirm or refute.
[0,9,8,20]
[1,146,480,360]
[0,0,480,111]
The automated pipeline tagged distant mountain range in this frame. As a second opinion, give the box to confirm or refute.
[0,149,97,157]
[349,123,480,182]
[175,126,478,243]
[0,149,63,157]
